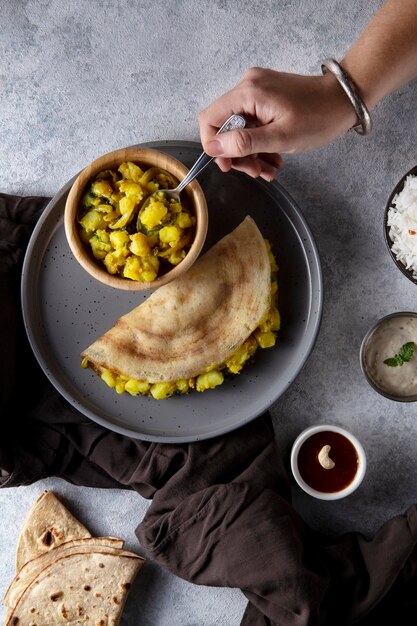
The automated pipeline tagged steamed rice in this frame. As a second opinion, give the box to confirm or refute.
[387,174,417,279]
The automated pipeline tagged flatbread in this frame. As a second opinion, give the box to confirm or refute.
[82,216,271,382]
[4,537,124,608]
[6,550,144,625]
[16,491,91,571]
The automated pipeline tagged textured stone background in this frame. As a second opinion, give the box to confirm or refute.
[2,0,417,624]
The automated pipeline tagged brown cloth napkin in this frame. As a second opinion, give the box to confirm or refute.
[1,192,417,625]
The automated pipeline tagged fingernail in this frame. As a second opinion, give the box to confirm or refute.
[206,139,224,156]
[260,173,275,182]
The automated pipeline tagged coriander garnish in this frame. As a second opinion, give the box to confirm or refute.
[383,341,415,367]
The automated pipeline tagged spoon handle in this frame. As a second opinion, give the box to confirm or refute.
[176,114,246,193]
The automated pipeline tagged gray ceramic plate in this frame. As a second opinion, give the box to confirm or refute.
[21,141,323,442]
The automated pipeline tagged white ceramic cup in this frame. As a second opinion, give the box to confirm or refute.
[290,424,367,501]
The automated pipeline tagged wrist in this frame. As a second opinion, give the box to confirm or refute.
[320,70,358,129]
[340,56,382,110]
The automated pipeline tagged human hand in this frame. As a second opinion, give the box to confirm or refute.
[199,67,357,181]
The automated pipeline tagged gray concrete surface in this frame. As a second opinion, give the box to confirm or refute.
[2,0,417,624]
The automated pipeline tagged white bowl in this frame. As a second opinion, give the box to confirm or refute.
[290,424,366,500]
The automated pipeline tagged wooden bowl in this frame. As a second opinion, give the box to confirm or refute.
[64,146,208,291]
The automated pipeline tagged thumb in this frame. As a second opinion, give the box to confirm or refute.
[204,125,281,158]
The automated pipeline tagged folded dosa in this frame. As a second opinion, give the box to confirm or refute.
[82,216,271,383]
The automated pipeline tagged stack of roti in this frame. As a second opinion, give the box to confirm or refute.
[3,491,144,625]
[81,216,277,395]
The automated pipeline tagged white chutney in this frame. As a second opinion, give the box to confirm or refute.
[364,314,417,397]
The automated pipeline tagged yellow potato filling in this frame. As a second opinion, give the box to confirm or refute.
[78,162,196,282]
[81,242,280,398]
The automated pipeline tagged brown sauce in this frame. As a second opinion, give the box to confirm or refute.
[297,431,359,493]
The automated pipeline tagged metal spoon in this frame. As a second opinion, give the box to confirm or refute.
[153,113,246,204]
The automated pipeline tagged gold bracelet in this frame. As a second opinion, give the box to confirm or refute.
[321,58,372,136]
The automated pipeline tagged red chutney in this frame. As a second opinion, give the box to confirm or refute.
[297,431,359,493]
